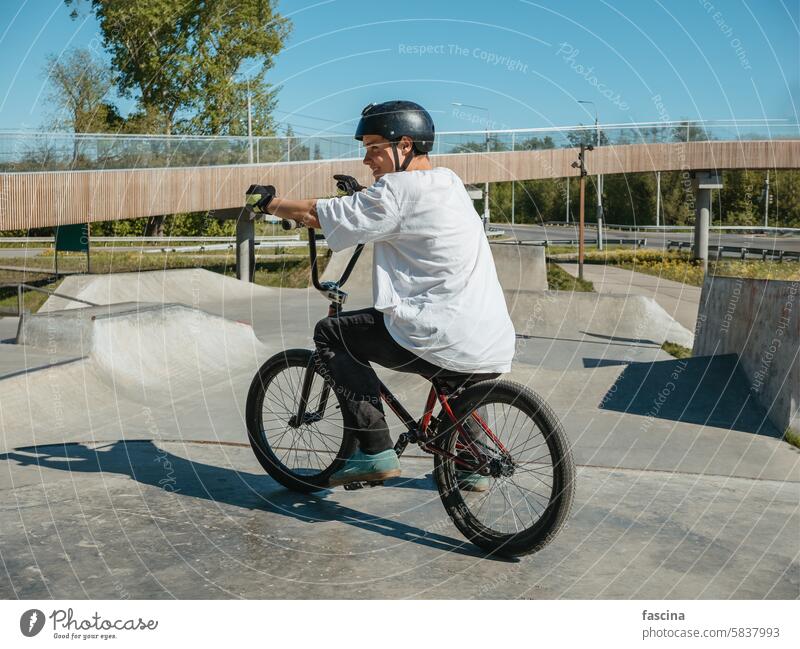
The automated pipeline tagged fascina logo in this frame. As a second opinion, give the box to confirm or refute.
[20,609,46,637]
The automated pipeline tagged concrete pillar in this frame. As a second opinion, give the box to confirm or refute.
[596,204,604,251]
[596,174,604,251]
[692,172,723,268]
[236,216,255,282]
[694,188,710,264]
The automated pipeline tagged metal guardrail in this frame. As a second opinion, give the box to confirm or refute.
[519,238,647,247]
[543,221,800,234]
[666,240,800,261]
[1,120,796,173]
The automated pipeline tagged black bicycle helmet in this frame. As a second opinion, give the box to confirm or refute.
[355,100,435,171]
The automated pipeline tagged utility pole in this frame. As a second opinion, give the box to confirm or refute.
[764,170,770,227]
[484,127,490,230]
[511,132,516,226]
[246,78,254,164]
[578,100,603,250]
[566,178,570,223]
[655,171,661,227]
[572,143,593,281]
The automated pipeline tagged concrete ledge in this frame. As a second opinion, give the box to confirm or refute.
[694,275,799,433]
[489,242,548,292]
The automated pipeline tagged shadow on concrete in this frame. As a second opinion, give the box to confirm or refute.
[582,358,630,368]
[516,332,653,348]
[598,354,780,437]
[579,331,660,346]
[0,440,504,561]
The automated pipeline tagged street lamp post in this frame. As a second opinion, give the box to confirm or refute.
[246,78,254,164]
[453,102,491,230]
[578,100,603,250]
[571,143,593,281]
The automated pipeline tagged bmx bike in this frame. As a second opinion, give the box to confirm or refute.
[245,217,575,558]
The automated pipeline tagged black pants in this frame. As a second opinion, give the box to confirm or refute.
[313,308,500,454]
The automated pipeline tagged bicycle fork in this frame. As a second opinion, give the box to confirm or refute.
[288,352,331,427]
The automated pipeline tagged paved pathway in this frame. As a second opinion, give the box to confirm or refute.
[557,262,701,332]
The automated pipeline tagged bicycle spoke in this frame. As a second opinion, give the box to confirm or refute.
[258,360,347,477]
[445,389,567,538]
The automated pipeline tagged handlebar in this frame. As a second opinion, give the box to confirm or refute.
[303,226,364,315]
[248,177,364,312]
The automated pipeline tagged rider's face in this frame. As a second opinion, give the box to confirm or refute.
[361,134,413,179]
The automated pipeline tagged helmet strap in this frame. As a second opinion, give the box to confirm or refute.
[390,142,416,172]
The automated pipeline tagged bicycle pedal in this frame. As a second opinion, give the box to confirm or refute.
[343,482,364,491]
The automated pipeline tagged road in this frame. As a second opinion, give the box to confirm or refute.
[502,222,800,253]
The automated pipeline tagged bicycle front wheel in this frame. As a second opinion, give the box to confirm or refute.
[246,348,357,493]
[433,380,575,557]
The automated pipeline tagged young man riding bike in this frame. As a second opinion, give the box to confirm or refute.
[250,100,515,491]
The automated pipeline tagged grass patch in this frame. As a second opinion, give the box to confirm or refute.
[548,247,800,286]
[547,263,595,292]
[784,428,800,449]
[0,276,64,314]
[546,244,631,255]
[661,341,692,359]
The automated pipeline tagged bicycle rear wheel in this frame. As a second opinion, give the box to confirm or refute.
[246,348,357,493]
[433,380,575,557]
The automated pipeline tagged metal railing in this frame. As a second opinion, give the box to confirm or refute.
[542,222,800,234]
[1,119,796,173]
[666,241,800,261]
[0,283,99,317]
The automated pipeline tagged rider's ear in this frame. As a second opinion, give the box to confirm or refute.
[399,136,414,154]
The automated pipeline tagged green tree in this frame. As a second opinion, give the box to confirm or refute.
[772,170,800,228]
[66,0,290,136]
[565,125,609,148]
[65,0,291,234]
[43,48,121,135]
[285,124,310,161]
[518,135,556,150]
[671,120,709,142]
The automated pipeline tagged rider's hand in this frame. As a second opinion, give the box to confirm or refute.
[245,184,276,214]
[333,174,365,196]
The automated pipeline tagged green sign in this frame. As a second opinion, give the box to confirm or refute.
[55,223,90,252]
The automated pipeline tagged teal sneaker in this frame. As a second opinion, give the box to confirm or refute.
[456,469,492,492]
[328,449,401,487]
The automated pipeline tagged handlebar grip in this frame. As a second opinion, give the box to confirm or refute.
[281,219,301,230]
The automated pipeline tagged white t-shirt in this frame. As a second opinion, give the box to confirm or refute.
[315,167,515,374]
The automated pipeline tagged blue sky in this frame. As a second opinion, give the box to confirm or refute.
[0,0,797,135]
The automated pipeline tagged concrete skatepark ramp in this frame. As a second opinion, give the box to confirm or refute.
[40,268,274,314]
[3,302,266,448]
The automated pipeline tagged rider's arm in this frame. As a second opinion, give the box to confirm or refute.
[267,198,321,229]
[315,179,400,251]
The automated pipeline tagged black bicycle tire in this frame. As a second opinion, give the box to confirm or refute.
[246,348,357,493]
[433,380,575,557]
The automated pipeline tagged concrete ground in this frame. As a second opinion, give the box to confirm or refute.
[557,262,701,332]
[0,268,797,599]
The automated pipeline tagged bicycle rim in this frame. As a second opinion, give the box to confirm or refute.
[435,380,575,556]
[248,350,354,488]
